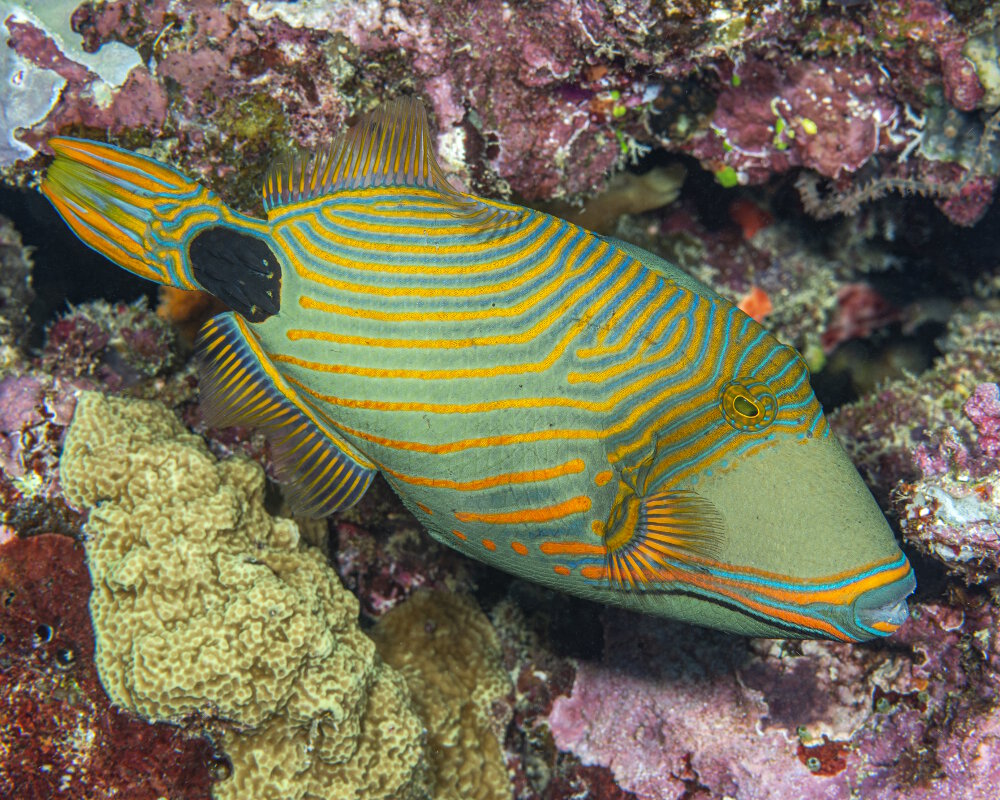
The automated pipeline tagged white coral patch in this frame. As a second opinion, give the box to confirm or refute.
[0,0,142,165]
[0,15,64,164]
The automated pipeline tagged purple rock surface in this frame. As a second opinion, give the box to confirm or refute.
[0,0,994,225]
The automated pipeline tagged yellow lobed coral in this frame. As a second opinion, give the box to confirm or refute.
[60,392,428,800]
[372,590,513,800]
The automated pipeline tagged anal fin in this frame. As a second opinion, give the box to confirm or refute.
[196,313,375,517]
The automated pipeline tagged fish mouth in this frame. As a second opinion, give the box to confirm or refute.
[852,568,917,636]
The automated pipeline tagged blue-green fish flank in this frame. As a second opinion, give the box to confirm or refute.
[41,98,915,641]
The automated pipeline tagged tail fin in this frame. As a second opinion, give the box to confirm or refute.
[41,138,264,291]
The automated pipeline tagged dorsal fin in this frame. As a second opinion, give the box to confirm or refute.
[263,97,468,212]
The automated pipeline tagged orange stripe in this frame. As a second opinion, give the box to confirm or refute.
[553,565,571,576]
[578,564,848,640]
[43,193,152,279]
[384,459,585,491]
[481,539,497,551]
[49,138,191,192]
[511,542,528,556]
[455,495,591,525]
[539,541,606,557]
[451,529,467,541]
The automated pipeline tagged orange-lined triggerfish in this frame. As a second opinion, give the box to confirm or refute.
[41,98,915,640]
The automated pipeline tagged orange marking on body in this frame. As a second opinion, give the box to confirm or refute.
[384,459,584,491]
[579,559,909,641]
[482,539,497,551]
[594,470,613,486]
[871,621,899,633]
[553,565,572,576]
[591,520,606,536]
[511,542,528,556]
[415,502,432,515]
[455,495,591,525]
[451,529,467,541]
[539,541,606,557]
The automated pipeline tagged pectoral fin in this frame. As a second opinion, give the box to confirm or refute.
[196,313,375,517]
[604,484,726,589]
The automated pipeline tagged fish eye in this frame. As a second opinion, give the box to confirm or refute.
[719,379,777,431]
[733,395,759,417]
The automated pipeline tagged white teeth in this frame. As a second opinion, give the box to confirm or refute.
[856,598,910,627]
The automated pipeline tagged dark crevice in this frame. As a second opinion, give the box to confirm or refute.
[0,184,157,351]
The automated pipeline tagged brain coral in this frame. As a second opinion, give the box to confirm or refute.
[372,590,513,800]
[59,391,428,800]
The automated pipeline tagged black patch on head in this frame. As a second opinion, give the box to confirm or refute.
[188,226,281,322]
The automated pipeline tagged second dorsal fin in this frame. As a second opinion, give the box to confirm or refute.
[263,97,463,211]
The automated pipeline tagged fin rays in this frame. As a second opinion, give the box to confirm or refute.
[262,97,520,225]
[263,98,454,211]
[197,313,376,517]
[605,489,726,590]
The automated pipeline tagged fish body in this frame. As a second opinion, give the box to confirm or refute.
[42,99,915,640]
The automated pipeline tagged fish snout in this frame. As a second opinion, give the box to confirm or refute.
[674,432,917,640]
[851,568,916,636]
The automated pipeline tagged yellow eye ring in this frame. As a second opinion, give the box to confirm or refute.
[719,380,777,431]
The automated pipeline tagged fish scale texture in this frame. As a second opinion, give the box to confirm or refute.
[59,391,429,800]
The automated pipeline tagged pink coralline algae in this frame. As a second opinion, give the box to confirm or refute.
[898,383,1000,584]
[702,57,898,182]
[833,309,1000,583]
[41,299,177,387]
[964,382,1000,458]
[0,373,84,543]
[548,596,1000,800]
[833,309,1000,502]
[4,9,167,148]
[0,214,34,362]
[0,0,992,226]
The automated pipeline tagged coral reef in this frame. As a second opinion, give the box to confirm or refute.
[4,2,1000,798]
[0,532,220,799]
[896,381,1000,584]
[0,372,84,542]
[832,306,999,490]
[333,478,479,618]
[59,391,429,800]
[0,213,34,368]
[547,595,1000,799]
[371,590,513,800]
[42,298,178,387]
[832,307,1000,584]
[0,0,993,226]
